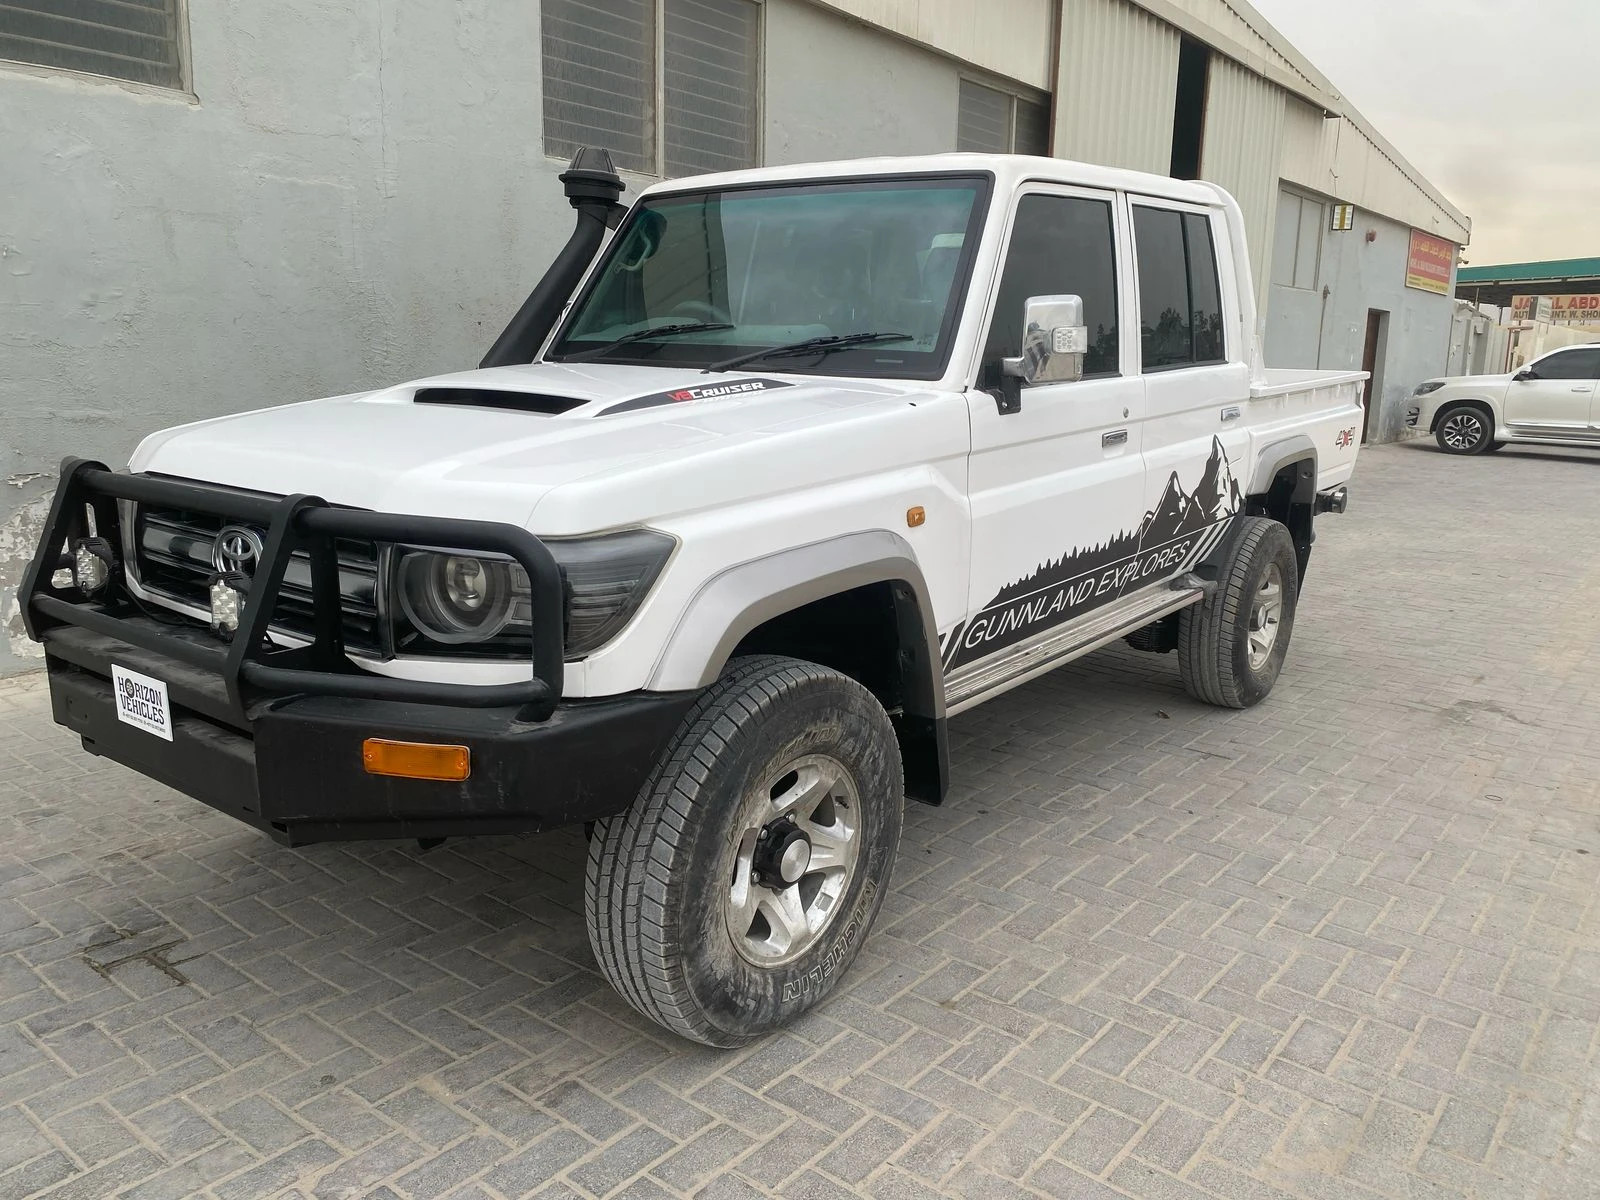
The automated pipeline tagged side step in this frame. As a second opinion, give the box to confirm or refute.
[945,582,1206,715]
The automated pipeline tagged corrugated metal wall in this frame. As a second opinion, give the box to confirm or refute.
[1202,54,1286,317]
[1279,97,1467,242]
[1053,0,1180,175]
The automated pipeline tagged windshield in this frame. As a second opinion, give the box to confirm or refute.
[548,175,991,379]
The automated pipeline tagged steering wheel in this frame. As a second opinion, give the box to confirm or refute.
[670,300,732,324]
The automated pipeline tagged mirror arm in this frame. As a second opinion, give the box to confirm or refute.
[993,372,1023,416]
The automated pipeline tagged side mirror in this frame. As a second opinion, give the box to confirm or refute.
[997,295,1089,414]
[1512,369,1534,382]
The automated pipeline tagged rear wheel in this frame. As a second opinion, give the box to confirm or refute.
[1178,517,1299,709]
[1435,404,1493,454]
[585,656,902,1046]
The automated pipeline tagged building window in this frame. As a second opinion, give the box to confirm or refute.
[1272,190,1324,291]
[542,0,759,178]
[957,79,1051,156]
[984,194,1120,382]
[1133,206,1226,371]
[0,0,185,90]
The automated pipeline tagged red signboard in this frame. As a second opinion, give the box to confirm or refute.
[1406,230,1455,295]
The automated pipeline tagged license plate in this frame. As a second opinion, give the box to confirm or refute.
[112,665,173,742]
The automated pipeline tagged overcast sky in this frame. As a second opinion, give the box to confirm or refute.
[1249,0,1599,266]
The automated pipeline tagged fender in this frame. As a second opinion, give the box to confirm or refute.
[1248,433,1318,504]
[648,530,949,803]
[1246,434,1317,579]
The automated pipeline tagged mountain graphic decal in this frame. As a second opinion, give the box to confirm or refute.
[943,437,1242,672]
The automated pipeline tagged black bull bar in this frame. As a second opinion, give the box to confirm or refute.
[19,458,566,723]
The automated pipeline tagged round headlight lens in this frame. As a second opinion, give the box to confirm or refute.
[398,552,514,643]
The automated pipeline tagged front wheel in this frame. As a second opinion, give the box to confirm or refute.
[585,656,903,1046]
[1435,404,1493,454]
[1178,517,1299,709]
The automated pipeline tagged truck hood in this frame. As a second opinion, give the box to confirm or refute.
[131,362,954,530]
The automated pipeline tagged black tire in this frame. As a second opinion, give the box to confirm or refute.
[1484,440,1506,453]
[1178,517,1298,709]
[585,655,902,1047]
[1435,403,1494,454]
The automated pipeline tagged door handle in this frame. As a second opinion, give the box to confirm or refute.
[1573,386,1591,393]
[1102,430,1128,448]
[1220,406,1242,421]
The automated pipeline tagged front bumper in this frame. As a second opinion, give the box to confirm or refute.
[44,622,697,845]
[20,459,696,844]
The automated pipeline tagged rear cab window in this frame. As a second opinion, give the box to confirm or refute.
[1131,205,1227,372]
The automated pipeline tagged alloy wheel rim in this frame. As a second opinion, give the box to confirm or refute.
[1247,564,1284,670]
[727,754,861,967]
[1442,413,1483,450]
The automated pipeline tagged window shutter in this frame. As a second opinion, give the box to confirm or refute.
[664,0,758,177]
[956,80,1011,153]
[542,0,656,173]
[0,0,184,90]
[1013,97,1051,156]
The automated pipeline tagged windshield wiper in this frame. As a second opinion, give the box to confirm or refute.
[560,321,734,363]
[702,332,915,374]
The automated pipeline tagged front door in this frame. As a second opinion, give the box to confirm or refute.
[1506,346,1600,434]
[949,187,1145,676]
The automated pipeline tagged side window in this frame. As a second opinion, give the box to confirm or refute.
[1186,213,1225,364]
[1529,348,1600,380]
[983,195,1120,383]
[1134,206,1227,371]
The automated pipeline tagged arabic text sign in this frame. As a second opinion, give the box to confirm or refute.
[1405,230,1455,295]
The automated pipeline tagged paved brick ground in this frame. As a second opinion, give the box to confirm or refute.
[4,440,1600,1200]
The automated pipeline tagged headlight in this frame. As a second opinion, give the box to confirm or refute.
[392,529,674,657]
[1413,381,1446,396]
[397,553,518,644]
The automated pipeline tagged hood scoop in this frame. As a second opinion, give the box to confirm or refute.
[412,386,588,415]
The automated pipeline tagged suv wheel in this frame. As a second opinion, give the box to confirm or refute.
[585,655,902,1046]
[1435,404,1493,454]
[1178,517,1299,709]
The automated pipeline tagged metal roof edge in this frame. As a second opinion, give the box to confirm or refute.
[1457,258,1600,284]
[1129,0,1471,242]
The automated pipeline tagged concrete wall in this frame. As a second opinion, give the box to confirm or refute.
[808,0,1053,91]
[763,0,960,164]
[1264,190,1456,444]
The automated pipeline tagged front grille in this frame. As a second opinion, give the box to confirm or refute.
[133,507,384,654]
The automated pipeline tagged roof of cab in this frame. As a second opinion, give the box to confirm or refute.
[634,153,1229,210]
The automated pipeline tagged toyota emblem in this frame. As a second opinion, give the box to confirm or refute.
[212,525,266,575]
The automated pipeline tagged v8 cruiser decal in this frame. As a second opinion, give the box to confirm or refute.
[599,377,795,416]
[943,438,1243,672]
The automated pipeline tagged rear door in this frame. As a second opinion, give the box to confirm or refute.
[1506,347,1600,435]
[949,186,1145,675]
[1128,200,1251,575]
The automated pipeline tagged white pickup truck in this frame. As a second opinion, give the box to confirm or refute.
[21,150,1364,1045]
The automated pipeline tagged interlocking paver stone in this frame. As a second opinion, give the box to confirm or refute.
[3,441,1600,1199]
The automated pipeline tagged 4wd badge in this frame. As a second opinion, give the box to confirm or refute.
[1335,427,1356,449]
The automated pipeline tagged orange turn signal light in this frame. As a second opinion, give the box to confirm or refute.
[906,506,926,528]
[362,739,471,781]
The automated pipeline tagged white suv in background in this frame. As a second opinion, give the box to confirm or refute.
[1408,344,1600,454]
